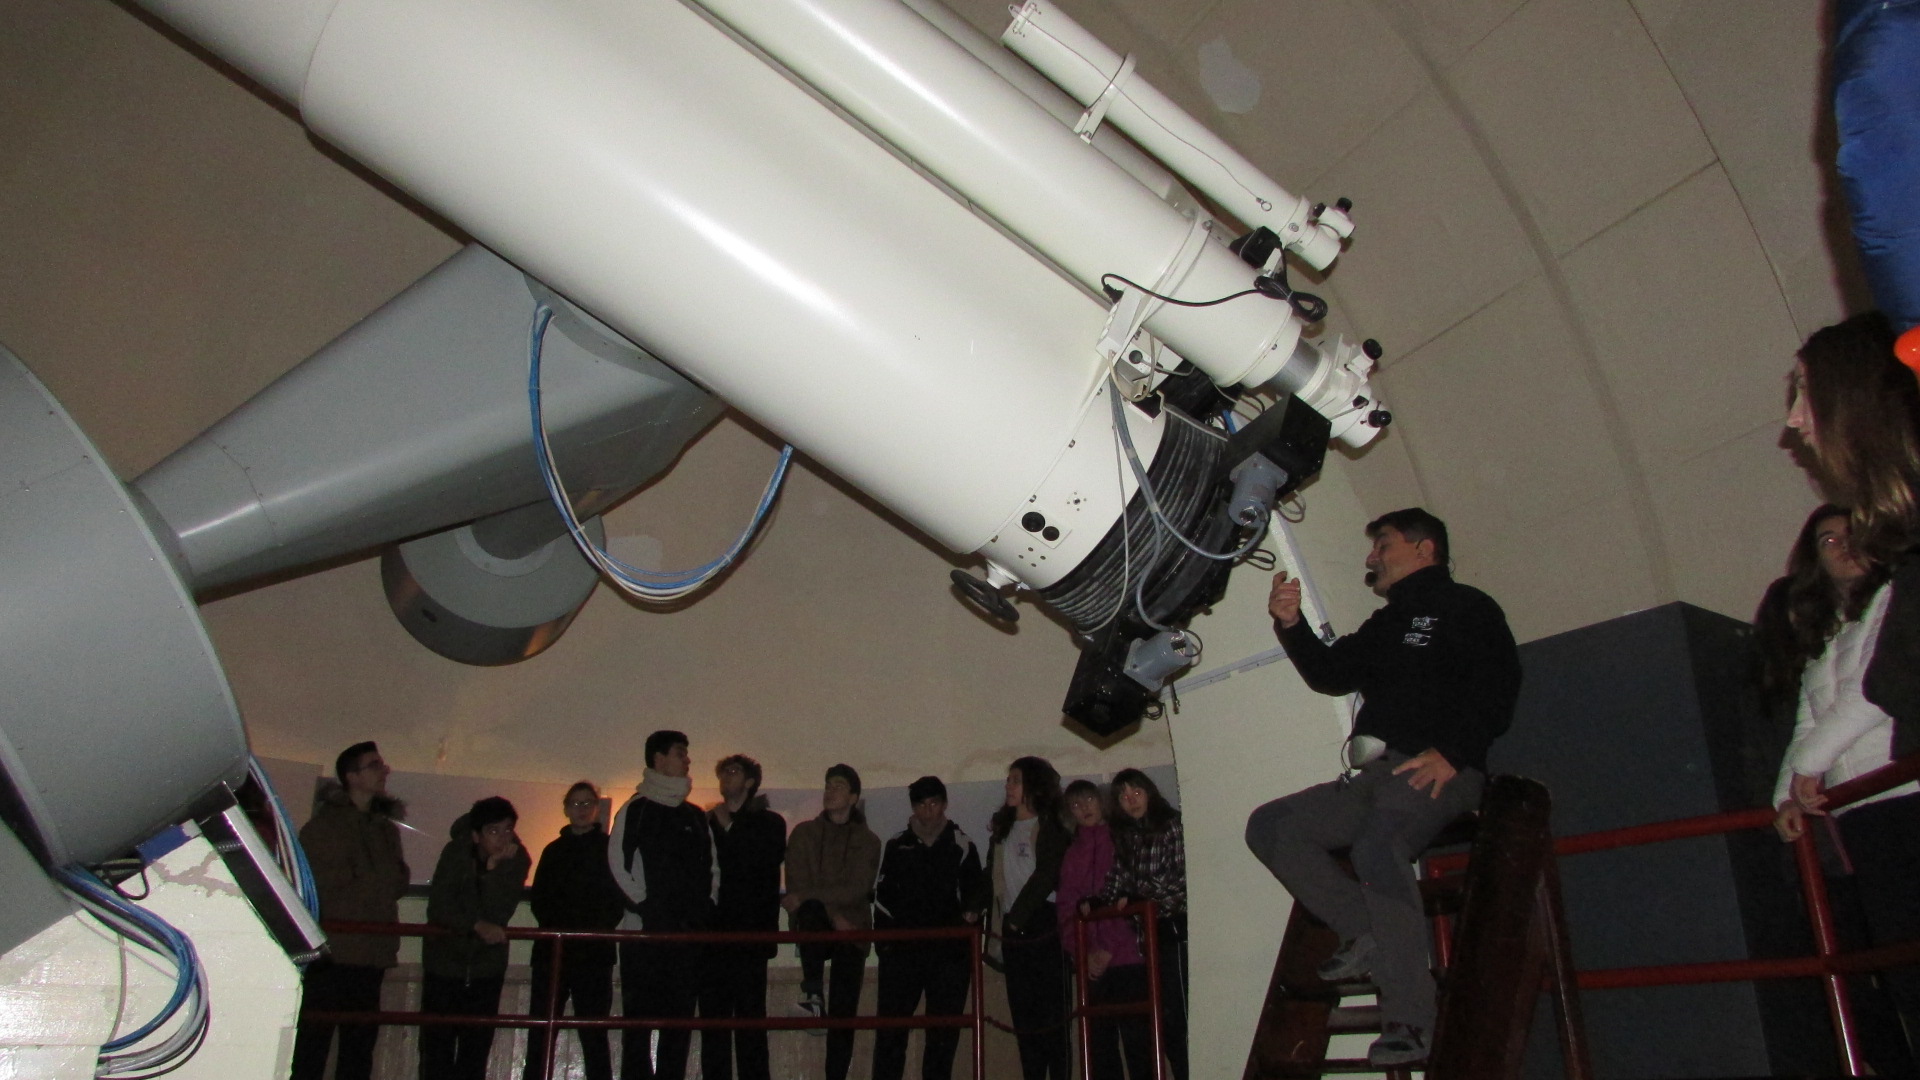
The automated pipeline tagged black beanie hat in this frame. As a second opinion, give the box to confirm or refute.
[826,763,862,796]
[908,775,947,804]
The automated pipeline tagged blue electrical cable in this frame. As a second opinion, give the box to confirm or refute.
[529,306,787,588]
[249,756,318,918]
[57,867,200,1052]
[527,304,793,598]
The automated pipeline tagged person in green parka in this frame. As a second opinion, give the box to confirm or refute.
[420,796,531,1080]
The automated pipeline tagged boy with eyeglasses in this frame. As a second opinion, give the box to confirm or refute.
[523,782,625,1080]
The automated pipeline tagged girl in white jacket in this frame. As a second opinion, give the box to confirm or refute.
[1770,507,1920,1068]
[1773,511,1919,836]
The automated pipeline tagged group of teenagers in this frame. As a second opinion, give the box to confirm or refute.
[288,732,1190,1080]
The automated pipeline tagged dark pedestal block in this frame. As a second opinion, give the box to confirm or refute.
[1497,602,1837,1078]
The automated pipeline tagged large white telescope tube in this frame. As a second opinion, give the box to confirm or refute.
[685,0,1382,448]
[132,0,1172,589]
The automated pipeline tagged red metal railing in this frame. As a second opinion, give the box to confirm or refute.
[1070,899,1167,1080]
[307,922,988,1080]
[1423,753,1920,1077]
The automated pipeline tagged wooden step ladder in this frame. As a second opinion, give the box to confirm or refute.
[1242,776,1593,1080]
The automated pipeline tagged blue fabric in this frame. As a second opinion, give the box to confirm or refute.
[1834,0,1920,330]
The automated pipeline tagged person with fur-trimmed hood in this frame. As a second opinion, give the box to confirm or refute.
[421,796,531,1080]
[290,742,410,1080]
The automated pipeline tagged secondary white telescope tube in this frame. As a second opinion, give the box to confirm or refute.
[897,0,1184,203]
[1003,1,1353,270]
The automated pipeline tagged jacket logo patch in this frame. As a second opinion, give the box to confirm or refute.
[1403,632,1431,646]
[1411,616,1437,629]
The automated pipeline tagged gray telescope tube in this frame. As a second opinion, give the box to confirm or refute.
[133,244,720,596]
[0,345,246,871]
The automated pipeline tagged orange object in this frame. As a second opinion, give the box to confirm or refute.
[1899,325,1920,374]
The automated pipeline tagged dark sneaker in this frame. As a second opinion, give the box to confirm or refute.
[1368,1023,1430,1067]
[1316,932,1377,982]
[791,991,826,1036]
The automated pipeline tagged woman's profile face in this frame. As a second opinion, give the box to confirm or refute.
[1786,362,1817,450]
[1004,768,1024,810]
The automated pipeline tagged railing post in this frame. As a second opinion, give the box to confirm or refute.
[1539,856,1593,1080]
[1076,908,1093,1080]
[1142,901,1164,1080]
[971,922,987,1080]
[540,934,565,1080]
[1793,829,1866,1076]
[1428,857,1455,971]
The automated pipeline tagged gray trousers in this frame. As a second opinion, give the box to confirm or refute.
[1243,752,1483,1033]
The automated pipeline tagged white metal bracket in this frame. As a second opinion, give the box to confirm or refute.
[1095,214,1214,399]
[1271,511,1360,742]
[1073,51,1137,144]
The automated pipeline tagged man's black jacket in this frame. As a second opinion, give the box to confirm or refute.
[1276,564,1521,773]
[709,798,787,960]
[873,819,986,950]
[529,823,628,967]
[1866,549,1920,757]
[619,797,714,933]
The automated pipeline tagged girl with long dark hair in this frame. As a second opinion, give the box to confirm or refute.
[1755,505,1885,710]
[1783,313,1920,1064]
[986,756,1071,1080]
[1057,780,1152,1079]
[1787,311,1920,757]
[1097,769,1188,1080]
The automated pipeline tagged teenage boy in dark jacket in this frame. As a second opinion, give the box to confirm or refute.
[609,730,715,1080]
[523,783,625,1080]
[701,754,787,1080]
[871,776,986,1080]
[422,796,531,1080]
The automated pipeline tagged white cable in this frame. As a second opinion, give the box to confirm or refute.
[1107,373,1267,563]
[1081,385,1137,636]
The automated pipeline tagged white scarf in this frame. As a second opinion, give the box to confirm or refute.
[637,768,692,807]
